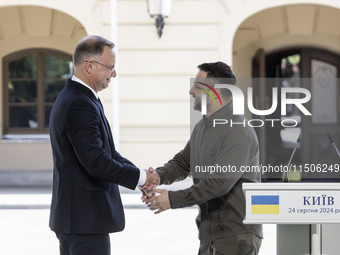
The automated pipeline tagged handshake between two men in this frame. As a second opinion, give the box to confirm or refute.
[139,168,171,214]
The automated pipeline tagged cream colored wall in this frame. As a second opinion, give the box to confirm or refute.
[0,142,52,170]
[0,0,229,173]
[115,0,225,169]
[2,0,340,173]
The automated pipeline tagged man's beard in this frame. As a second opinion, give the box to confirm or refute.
[193,98,201,111]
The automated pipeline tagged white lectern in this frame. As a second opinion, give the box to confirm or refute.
[243,183,340,255]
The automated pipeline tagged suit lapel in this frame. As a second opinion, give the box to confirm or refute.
[97,98,116,154]
[68,79,116,155]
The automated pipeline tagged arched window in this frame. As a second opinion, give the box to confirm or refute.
[3,49,72,134]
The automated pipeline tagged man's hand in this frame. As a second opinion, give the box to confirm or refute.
[145,167,160,187]
[144,189,170,214]
[139,167,160,198]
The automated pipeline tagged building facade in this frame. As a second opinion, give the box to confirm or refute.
[1,0,340,185]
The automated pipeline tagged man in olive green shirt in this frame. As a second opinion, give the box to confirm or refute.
[145,62,262,255]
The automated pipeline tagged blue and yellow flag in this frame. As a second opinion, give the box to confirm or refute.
[251,195,279,214]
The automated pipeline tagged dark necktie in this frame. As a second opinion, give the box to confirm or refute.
[98,97,104,110]
[97,97,115,153]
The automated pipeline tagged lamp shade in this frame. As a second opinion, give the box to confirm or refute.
[147,0,172,17]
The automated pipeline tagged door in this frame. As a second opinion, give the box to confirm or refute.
[254,48,340,181]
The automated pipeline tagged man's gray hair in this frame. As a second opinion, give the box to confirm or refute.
[73,35,115,67]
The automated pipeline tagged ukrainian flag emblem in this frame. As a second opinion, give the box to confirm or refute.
[251,195,279,214]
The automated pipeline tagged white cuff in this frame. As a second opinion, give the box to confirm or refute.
[137,169,146,186]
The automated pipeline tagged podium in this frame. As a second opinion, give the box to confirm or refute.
[243,183,340,255]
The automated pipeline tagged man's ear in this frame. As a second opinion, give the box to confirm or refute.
[84,61,92,74]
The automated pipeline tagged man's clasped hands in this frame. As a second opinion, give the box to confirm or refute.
[139,167,171,214]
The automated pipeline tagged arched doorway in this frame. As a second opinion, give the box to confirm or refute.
[254,47,340,181]
[233,4,340,181]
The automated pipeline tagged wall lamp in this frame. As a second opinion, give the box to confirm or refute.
[147,0,172,38]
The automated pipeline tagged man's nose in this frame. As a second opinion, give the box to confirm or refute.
[189,86,194,95]
[111,69,117,78]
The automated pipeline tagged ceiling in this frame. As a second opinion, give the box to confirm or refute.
[0,6,86,40]
[234,4,340,53]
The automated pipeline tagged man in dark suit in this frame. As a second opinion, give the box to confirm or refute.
[49,35,159,255]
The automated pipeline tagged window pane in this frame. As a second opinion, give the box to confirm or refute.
[45,106,53,128]
[311,59,337,124]
[45,80,65,102]
[8,81,37,103]
[9,55,37,78]
[281,54,301,117]
[280,54,301,149]
[44,55,72,78]
[5,49,72,134]
[9,106,37,128]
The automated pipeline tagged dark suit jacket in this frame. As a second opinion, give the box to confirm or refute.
[49,79,140,234]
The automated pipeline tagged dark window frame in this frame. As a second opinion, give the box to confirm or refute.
[3,49,72,135]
